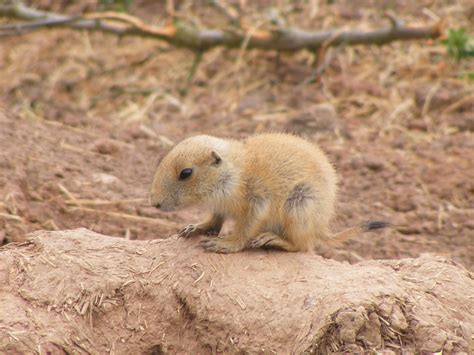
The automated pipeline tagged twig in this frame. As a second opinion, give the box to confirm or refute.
[302,45,342,84]
[60,141,99,156]
[208,0,240,27]
[0,16,80,36]
[193,271,205,284]
[384,11,404,30]
[70,206,179,228]
[181,50,203,96]
[64,198,146,206]
[65,51,165,89]
[0,212,24,222]
[421,82,441,118]
[57,183,79,205]
[441,93,474,115]
[0,2,443,52]
[267,8,287,29]
[303,28,345,84]
[42,219,60,231]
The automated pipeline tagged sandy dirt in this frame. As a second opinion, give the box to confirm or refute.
[1,229,473,353]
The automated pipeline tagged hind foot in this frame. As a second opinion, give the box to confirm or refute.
[200,236,245,253]
[249,232,299,252]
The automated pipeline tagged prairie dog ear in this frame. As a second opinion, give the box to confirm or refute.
[211,150,222,165]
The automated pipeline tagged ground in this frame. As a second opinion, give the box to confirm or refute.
[2,230,473,353]
[0,0,473,270]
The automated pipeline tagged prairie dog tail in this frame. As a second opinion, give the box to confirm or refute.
[330,221,391,243]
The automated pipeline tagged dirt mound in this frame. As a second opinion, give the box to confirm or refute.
[0,229,472,353]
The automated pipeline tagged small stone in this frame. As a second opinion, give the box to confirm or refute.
[350,154,386,172]
[92,173,120,185]
[335,307,366,343]
[390,304,408,332]
[92,139,120,155]
[391,196,417,212]
[361,312,382,347]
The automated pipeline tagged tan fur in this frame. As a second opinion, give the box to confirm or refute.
[149,133,381,253]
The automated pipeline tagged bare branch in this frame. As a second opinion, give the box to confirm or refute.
[0,14,80,36]
[0,2,443,52]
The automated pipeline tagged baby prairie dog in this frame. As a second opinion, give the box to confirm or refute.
[149,133,388,253]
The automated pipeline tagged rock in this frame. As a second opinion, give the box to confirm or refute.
[92,173,120,185]
[350,154,386,172]
[92,139,121,155]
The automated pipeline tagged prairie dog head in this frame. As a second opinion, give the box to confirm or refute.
[149,135,239,212]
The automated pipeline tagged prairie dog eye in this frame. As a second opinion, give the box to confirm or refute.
[179,168,193,180]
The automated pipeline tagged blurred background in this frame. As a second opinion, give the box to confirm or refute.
[0,0,473,269]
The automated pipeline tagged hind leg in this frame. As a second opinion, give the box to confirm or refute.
[281,182,331,252]
[249,232,300,252]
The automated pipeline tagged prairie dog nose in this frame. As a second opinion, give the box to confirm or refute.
[148,194,161,209]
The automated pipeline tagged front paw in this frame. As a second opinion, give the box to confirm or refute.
[200,238,242,253]
[178,224,200,238]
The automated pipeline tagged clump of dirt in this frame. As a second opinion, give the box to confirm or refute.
[0,229,472,353]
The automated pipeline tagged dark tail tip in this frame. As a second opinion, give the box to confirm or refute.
[364,220,391,231]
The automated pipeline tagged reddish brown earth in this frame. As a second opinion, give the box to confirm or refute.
[1,229,473,353]
[0,0,473,351]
